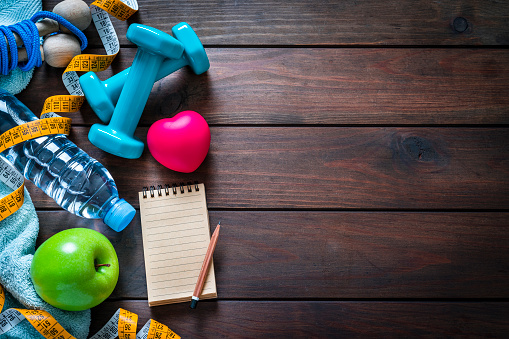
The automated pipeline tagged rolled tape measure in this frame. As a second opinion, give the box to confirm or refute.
[0,0,138,222]
[0,285,180,339]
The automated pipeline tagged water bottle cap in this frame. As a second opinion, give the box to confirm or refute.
[104,199,136,232]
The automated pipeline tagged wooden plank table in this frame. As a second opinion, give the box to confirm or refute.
[15,0,509,337]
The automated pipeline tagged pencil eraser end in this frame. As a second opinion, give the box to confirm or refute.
[190,299,198,309]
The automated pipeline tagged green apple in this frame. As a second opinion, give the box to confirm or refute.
[30,228,119,311]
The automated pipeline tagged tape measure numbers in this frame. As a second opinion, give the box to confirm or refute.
[0,168,24,221]
[0,0,180,339]
[93,0,138,21]
[0,285,180,339]
[0,3,181,337]
[0,117,71,221]
[118,308,137,339]
[0,0,139,221]
[44,0,138,106]
[41,96,85,115]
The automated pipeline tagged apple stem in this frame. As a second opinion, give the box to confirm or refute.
[95,264,111,268]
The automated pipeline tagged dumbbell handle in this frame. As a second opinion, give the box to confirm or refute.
[109,50,169,137]
[104,56,188,111]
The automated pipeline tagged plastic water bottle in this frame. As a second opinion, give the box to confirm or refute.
[0,88,135,232]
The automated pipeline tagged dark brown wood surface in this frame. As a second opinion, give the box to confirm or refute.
[25,127,509,210]
[42,0,509,45]
[17,48,509,125]
[90,301,509,337]
[11,0,509,337]
[37,211,509,299]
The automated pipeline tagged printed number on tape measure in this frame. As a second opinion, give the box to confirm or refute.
[42,96,85,115]
[0,0,179,337]
[65,55,115,73]
[0,285,180,339]
[92,0,138,21]
[118,308,137,339]
[0,0,140,232]
[0,117,71,221]
[47,0,138,110]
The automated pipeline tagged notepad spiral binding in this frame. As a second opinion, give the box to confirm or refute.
[142,181,200,199]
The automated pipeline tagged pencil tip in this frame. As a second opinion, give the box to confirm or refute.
[218,221,221,225]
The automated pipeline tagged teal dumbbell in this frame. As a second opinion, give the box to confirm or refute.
[88,24,184,159]
[80,22,209,123]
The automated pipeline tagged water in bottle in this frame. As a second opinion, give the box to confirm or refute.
[0,88,135,232]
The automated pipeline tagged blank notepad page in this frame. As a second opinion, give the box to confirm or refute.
[138,183,217,306]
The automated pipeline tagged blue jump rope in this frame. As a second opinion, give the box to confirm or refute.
[0,11,88,75]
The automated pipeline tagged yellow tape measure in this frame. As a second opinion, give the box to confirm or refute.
[118,308,137,338]
[0,285,180,339]
[0,179,24,221]
[92,0,138,21]
[41,96,86,115]
[0,117,71,220]
[0,0,138,222]
[42,0,138,112]
[65,54,115,73]
[0,0,179,337]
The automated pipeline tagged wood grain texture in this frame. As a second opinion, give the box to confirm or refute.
[43,0,509,45]
[25,126,509,210]
[37,211,509,299]
[11,1,509,337]
[16,48,509,125]
[89,301,509,337]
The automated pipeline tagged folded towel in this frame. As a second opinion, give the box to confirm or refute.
[0,0,42,94]
[0,181,91,339]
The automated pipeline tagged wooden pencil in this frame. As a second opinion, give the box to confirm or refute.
[190,222,221,309]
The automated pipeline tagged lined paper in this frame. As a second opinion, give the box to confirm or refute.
[138,183,217,306]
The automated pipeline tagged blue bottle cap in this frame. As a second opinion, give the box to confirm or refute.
[104,199,136,232]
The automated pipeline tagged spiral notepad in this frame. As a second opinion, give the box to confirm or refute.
[138,182,217,306]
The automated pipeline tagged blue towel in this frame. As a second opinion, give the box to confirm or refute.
[0,181,91,339]
[0,0,42,94]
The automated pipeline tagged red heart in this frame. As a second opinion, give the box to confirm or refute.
[147,111,210,173]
